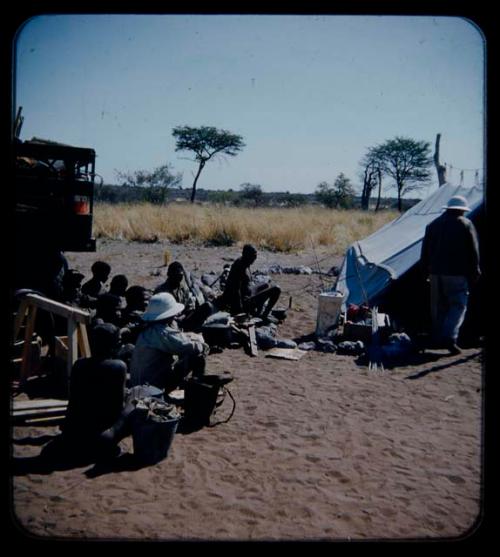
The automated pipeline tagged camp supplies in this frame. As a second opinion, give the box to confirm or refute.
[316,291,345,337]
[343,311,391,344]
[367,307,385,372]
[182,373,234,431]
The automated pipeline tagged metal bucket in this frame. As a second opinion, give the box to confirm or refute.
[132,411,179,466]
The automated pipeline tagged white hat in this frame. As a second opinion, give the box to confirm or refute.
[443,195,471,211]
[142,292,184,321]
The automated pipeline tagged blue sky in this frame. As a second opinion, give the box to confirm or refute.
[14,14,485,196]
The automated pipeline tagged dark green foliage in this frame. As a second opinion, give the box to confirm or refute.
[95,184,174,204]
[206,190,239,205]
[315,173,356,209]
[279,192,309,208]
[239,183,263,206]
[112,164,182,204]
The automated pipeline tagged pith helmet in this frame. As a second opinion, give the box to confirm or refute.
[142,292,184,321]
[443,195,471,211]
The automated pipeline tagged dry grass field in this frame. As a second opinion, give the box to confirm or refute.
[93,203,398,254]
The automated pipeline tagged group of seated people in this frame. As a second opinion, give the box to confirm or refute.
[27,244,282,462]
[21,243,282,394]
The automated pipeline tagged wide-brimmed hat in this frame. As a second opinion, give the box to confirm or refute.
[142,292,184,321]
[443,195,471,211]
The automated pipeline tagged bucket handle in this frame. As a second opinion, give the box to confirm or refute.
[208,386,236,427]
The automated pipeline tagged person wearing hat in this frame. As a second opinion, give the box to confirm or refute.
[129,292,209,392]
[420,195,481,354]
[218,244,281,321]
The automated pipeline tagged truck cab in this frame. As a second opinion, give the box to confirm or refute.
[15,137,97,252]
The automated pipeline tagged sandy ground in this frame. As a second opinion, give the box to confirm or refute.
[10,239,485,542]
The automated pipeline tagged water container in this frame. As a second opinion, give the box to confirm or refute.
[182,377,221,430]
[132,410,179,466]
[316,291,345,337]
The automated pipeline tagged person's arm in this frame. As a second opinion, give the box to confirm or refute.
[239,267,253,308]
[466,221,481,284]
[180,283,197,313]
[159,326,207,357]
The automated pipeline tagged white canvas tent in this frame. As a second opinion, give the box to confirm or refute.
[335,183,484,308]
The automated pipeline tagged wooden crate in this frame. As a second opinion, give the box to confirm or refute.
[343,313,391,344]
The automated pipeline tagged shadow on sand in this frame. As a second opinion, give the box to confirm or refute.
[354,348,482,378]
[11,418,205,480]
[11,441,149,479]
[404,350,482,380]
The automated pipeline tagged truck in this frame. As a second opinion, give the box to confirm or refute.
[13,107,97,297]
[15,137,97,251]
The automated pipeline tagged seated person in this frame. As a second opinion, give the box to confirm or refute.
[129,292,209,393]
[60,269,93,308]
[55,269,93,335]
[154,261,213,332]
[120,285,152,345]
[108,274,128,305]
[218,244,281,321]
[93,292,123,327]
[81,261,111,307]
[42,323,127,461]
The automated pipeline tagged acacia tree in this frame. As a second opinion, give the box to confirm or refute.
[172,125,245,203]
[368,136,432,211]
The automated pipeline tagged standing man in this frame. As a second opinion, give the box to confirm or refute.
[219,244,281,321]
[420,195,481,354]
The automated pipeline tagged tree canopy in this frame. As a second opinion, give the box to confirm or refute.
[114,163,182,203]
[239,182,263,206]
[367,136,432,211]
[172,125,245,203]
[315,173,355,209]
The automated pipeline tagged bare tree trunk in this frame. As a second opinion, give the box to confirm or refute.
[396,178,403,212]
[361,167,369,210]
[190,161,205,203]
[434,133,447,186]
[375,168,382,212]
